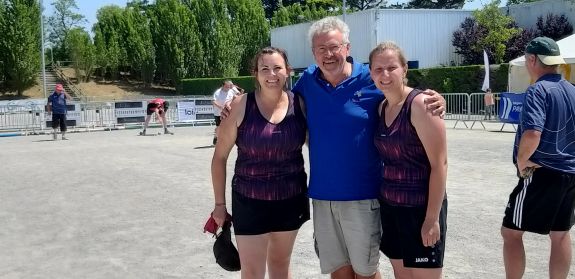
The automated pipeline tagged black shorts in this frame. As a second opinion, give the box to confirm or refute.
[380,199,448,268]
[147,101,169,115]
[231,191,310,235]
[214,116,221,126]
[52,113,67,131]
[503,167,575,234]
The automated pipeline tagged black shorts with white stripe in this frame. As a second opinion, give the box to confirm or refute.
[503,167,575,234]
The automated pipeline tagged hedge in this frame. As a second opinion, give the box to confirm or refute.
[407,63,509,93]
[180,63,509,95]
[180,76,256,95]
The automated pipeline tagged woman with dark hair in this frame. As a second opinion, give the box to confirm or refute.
[211,47,309,279]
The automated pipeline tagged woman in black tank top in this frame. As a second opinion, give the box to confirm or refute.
[369,42,448,279]
[210,47,309,279]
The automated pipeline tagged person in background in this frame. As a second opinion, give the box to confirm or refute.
[141,98,172,135]
[211,47,309,279]
[370,41,448,279]
[46,83,72,140]
[501,36,575,279]
[484,88,495,120]
[212,80,240,145]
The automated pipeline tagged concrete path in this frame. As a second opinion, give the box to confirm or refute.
[1,122,573,278]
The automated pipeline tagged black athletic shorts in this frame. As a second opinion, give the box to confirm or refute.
[503,167,575,234]
[231,190,310,235]
[380,199,448,268]
[214,116,221,126]
[146,101,169,115]
[51,113,67,131]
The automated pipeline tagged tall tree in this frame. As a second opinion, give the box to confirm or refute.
[452,17,487,65]
[149,0,203,88]
[92,6,126,80]
[46,0,85,62]
[66,28,95,83]
[262,0,306,19]
[472,0,519,63]
[271,1,338,27]
[0,1,6,88]
[506,0,539,5]
[226,0,270,75]
[392,0,465,9]
[535,13,573,41]
[123,3,156,86]
[211,0,242,77]
[347,0,386,10]
[0,0,41,96]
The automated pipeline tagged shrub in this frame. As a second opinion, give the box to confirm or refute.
[181,76,256,95]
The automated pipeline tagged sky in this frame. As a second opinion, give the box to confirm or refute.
[43,0,508,32]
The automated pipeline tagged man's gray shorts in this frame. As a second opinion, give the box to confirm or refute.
[313,199,382,276]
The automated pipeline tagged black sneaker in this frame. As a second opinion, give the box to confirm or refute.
[164,129,173,135]
[213,137,217,145]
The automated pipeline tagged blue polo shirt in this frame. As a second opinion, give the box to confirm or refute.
[513,74,575,174]
[48,92,67,114]
[293,60,384,200]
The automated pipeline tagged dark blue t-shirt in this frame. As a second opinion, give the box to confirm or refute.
[48,92,67,114]
[292,60,383,200]
[513,74,575,174]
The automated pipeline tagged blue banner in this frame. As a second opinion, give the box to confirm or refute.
[499,93,526,124]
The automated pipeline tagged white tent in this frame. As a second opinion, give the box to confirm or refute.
[508,34,575,93]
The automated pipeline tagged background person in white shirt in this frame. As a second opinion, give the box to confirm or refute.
[212,80,240,145]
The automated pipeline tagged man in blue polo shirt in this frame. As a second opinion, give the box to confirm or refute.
[293,17,445,279]
[501,37,575,279]
[47,84,72,140]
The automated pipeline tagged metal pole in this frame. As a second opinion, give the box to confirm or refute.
[40,0,47,99]
[343,0,346,22]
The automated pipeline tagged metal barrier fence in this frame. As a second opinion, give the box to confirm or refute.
[0,93,515,134]
[443,92,506,129]
[0,96,217,134]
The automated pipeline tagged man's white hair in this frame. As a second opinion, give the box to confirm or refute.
[307,16,350,45]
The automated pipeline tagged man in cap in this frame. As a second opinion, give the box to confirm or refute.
[501,37,575,279]
[47,84,72,140]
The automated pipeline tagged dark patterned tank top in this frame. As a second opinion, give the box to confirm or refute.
[232,91,308,200]
[374,89,430,207]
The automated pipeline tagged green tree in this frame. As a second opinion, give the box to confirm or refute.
[66,28,95,83]
[347,0,386,10]
[271,1,338,27]
[390,0,464,9]
[149,0,203,89]
[506,0,539,5]
[227,0,270,75]
[0,0,41,96]
[46,0,85,62]
[92,5,127,80]
[473,0,519,63]
[262,0,306,19]
[212,0,241,77]
[123,3,156,86]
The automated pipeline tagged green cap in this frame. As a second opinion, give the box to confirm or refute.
[525,36,566,65]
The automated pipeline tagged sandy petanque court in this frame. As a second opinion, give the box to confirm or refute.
[1,122,574,278]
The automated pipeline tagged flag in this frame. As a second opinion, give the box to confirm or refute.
[482,50,490,92]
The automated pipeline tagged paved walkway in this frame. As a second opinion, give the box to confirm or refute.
[1,123,573,278]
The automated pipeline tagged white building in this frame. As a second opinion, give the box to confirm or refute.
[271,9,474,70]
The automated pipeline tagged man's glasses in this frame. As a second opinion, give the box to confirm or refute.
[313,43,347,55]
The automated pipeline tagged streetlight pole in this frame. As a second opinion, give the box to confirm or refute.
[39,0,47,99]
[342,0,346,22]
